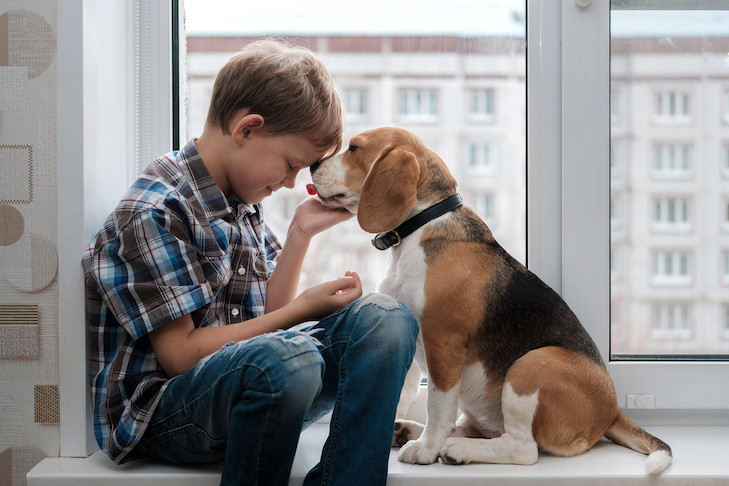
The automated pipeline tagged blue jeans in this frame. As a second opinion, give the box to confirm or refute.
[135,294,418,486]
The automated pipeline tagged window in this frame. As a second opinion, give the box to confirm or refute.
[651,250,691,286]
[722,251,729,285]
[652,143,692,178]
[652,196,690,231]
[181,0,526,293]
[651,303,692,341]
[471,193,494,225]
[466,141,499,176]
[55,0,729,460]
[654,89,690,119]
[564,1,729,410]
[342,87,369,122]
[467,88,495,122]
[609,6,729,362]
[399,88,438,121]
[723,142,729,176]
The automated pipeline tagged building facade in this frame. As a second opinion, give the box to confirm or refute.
[185,34,729,356]
[610,37,729,356]
[185,36,527,295]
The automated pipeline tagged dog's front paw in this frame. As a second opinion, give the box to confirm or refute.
[393,419,424,447]
[398,439,441,464]
[440,437,472,465]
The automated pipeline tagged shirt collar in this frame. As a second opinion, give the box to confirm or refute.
[177,139,260,220]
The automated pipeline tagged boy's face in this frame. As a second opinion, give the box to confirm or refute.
[226,132,330,204]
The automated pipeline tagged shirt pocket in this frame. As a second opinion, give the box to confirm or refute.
[197,252,232,291]
[251,250,270,278]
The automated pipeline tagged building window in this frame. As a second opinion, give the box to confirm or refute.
[722,251,729,285]
[722,305,729,340]
[654,89,689,119]
[399,88,438,121]
[723,89,729,124]
[472,193,494,225]
[652,250,691,286]
[466,141,498,176]
[610,195,619,227]
[342,88,368,121]
[467,88,495,122]
[610,86,619,118]
[652,196,690,231]
[652,143,692,178]
[723,142,729,177]
[651,303,692,340]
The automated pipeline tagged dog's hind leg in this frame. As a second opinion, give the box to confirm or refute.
[440,382,539,465]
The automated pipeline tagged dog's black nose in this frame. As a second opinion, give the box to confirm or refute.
[310,160,322,174]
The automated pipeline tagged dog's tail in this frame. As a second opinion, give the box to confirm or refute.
[604,410,672,475]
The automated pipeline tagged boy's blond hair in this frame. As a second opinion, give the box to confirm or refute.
[206,39,343,156]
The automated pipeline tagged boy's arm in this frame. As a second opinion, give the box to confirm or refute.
[265,197,352,313]
[150,272,361,377]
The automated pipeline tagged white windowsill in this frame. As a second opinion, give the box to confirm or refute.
[28,424,729,485]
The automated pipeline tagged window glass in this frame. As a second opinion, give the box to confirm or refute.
[182,0,526,293]
[610,4,729,357]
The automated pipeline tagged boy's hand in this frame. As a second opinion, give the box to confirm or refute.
[290,196,353,239]
[290,271,363,322]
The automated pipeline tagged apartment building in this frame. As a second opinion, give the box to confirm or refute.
[185,36,527,294]
[185,33,728,356]
[610,37,729,356]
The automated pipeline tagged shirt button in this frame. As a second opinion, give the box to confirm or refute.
[237,267,246,276]
[231,308,240,317]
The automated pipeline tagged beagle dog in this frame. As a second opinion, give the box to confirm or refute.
[309,127,672,474]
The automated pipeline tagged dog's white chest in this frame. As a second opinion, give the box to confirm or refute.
[376,235,427,321]
[376,234,428,371]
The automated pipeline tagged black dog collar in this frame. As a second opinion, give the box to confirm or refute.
[371,194,463,250]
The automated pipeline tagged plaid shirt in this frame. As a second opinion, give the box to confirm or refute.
[82,140,282,464]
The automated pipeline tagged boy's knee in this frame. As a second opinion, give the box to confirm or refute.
[352,294,419,350]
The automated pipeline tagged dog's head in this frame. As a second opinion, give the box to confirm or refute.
[310,127,457,233]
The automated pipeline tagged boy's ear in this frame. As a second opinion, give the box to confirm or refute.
[231,113,264,144]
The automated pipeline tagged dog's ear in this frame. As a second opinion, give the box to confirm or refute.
[358,148,420,233]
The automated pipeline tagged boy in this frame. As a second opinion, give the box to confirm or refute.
[82,39,418,485]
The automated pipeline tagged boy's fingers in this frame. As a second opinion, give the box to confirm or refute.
[327,276,356,293]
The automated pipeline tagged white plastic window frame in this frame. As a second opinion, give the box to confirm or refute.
[56,0,729,460]
[57,0,173,457]
[561,0,729,414]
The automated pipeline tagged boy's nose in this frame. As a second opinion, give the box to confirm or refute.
[283,175,296,189]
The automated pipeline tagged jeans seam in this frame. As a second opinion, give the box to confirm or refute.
[320,337,352,485]
[253,370,276,486]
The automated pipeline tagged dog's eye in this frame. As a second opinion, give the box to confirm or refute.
[348,144,358,152]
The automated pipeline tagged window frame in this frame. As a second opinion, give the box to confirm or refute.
[565,0,729,411]
[57,0,729,461]
[57,0,174,457]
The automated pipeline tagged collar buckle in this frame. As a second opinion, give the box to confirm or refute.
[370,193,463,251]
[372,231,401,251]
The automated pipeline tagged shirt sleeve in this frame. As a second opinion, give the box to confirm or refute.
[263,223,282,278]
[85,208,214,341]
